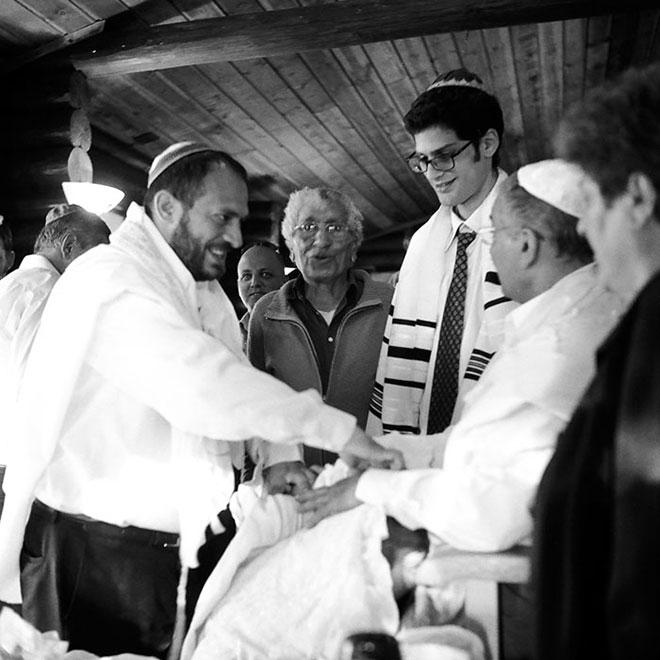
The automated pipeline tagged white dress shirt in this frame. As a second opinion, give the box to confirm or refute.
[0,254,60,463]
[0,213,356,602]
[357,264,623,551]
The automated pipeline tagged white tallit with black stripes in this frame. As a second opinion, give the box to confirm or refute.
[367,170,517,436]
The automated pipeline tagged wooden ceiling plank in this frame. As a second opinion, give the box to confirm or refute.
[130,69,306,176]
[168,0,226,20]
[510,23,549,163]
[196,61,396,227]
[538,20,564,141]
[583,15,612,92]
[392,37,437,97]
[452,29,495,90]
[231,56,423,220]
[299,48,436,210]
[331,45,434,193]
[118,0,186,26]
[481,26,528,170]
[361,41,419,116]
[68,0,129,20]
[90,74,291,188]
[15,0,96,34]
[423,32,463,77]
[0,0,65,44]
[89,81,189,147]
[69,0,659,76]
[100,74,256,157]
[631,9,660,65]
[87,87,171,157]
[140,66,326,189]
[214,0,264,14]
[561,18,586,110]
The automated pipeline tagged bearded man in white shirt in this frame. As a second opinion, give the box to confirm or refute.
[0,205,110,514]
[0,142,401,659]
[368,68,517,440]
[300,159,623,555]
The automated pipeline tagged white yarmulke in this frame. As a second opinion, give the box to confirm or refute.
[147,142,216,188]
[427,78,487,92]
[517,159,588,218]
[426,70,487,93]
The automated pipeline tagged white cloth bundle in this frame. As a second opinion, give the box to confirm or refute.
[183,481,398,660]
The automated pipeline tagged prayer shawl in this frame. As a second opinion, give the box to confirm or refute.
[368,171,515,436]
[0,211,244,603]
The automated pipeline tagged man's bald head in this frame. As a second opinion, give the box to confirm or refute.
[36,205,110,273]
[237,242,285,311]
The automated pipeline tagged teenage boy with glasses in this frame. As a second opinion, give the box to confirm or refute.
[368,68,517,439]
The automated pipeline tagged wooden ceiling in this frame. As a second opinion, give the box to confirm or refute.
[1,0,660,271]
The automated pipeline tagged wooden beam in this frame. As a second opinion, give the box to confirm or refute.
[71,0,656,77]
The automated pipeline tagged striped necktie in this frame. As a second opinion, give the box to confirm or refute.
[427,228,476,434]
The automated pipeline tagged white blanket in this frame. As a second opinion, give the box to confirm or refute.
[183,492,398,660]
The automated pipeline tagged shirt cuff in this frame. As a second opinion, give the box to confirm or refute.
[355,468,397,508]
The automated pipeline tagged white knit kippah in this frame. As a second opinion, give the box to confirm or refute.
[517,159,588,219]
[147,142,217,188]
[427,77,487,92]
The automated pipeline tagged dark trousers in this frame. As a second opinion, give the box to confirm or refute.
[20,500,181,659]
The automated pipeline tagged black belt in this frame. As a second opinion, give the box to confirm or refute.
[32,499,180,549]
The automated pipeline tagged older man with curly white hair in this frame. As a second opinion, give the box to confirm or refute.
[248,187,393,476]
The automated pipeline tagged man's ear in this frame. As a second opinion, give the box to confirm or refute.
[153,189,181,226]
[627,172,657,229]
[519,227,541,268]
[60,232,77,259]
[480,128,500,160]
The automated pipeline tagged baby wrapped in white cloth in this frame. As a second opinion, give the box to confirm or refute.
[182,464,425,660]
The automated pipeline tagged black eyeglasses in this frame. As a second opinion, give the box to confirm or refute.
[406,140,473,174]
[240,240,280,255]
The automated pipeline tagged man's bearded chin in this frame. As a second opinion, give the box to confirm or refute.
[170,214,218,281]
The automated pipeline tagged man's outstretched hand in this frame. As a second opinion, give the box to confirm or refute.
[340,427,404,470]
[296,474,361,527]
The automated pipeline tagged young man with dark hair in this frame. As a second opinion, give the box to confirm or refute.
[534,62,660,660]
[368,69,516,438]
[0,142,401,658]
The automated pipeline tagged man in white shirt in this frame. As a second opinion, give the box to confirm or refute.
[368,68,517,438]
[299,159,623,554]
[0,206,110,513]
[0,142,401,658]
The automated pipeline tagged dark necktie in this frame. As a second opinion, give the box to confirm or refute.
[427,228,476,434]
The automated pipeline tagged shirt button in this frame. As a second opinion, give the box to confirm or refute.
[328,337,334,342]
